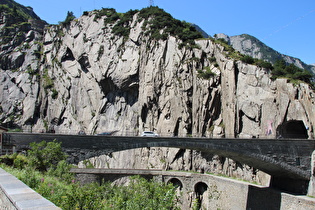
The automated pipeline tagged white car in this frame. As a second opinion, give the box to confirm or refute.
[141,131,159,137]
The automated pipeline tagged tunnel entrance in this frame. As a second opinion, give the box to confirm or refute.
[277,120,308,139]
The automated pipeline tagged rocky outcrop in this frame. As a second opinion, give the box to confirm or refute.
[1,7,315,183]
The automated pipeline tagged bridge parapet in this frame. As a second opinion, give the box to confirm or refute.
[0,168,60,209]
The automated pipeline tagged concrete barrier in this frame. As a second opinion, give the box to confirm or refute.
[0,168,60,210]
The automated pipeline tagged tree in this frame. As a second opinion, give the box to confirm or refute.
[28,140,67,171]
[60,11,75,26]
[240,55,255,64]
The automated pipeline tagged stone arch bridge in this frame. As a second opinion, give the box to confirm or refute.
[5,133,315,194]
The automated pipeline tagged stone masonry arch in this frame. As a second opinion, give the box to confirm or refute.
[167,178,183,190]
[194,182,209,209]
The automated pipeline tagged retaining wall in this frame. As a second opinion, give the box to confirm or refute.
[201,175,315,210]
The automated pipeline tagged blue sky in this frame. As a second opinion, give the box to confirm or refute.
[15,0,315,64]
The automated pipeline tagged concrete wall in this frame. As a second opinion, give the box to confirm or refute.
[198,175,315,210]
[0,168,60,210]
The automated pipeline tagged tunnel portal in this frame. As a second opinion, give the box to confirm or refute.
[277,120,309,139]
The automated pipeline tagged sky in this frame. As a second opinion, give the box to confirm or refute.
[15,0,315,65]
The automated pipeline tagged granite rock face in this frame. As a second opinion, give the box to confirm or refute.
[1,8,314,183]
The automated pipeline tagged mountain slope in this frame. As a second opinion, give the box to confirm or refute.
[0,0,42,20]
[215,33,315,74]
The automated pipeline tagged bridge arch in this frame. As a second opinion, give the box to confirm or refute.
[167,178,183,190]
[194,182,208,195]
[194,182,209,209]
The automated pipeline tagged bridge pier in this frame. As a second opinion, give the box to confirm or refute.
[75,173,102,185]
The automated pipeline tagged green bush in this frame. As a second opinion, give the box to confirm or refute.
[209,57,216,63]
[0,153,27,169]
[111,9,138,40]
[240,55,255,64]
[13,154,28,169]
[0,153,16,166]
[254,59,273,69]
[102,176,179,210]
[94,8,119,22]
[42,68,54,90]
[47,160,74,182]
[28,140,67,172]
[51,89,58,99]
[240,55,273,70]
[198,66,215,79]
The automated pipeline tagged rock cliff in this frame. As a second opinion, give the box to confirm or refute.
[1,5,314,183]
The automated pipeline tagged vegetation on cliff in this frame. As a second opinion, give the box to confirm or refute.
[0,141,179,209]
[271,59,313,84]
[0,0,41,21]
[0,4,31,45]
[59,11,76,27]
[94,6,203,47]
[138,6,203,47]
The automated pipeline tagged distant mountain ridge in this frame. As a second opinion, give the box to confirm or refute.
[214,33,315,74]
[0,0,43,21]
